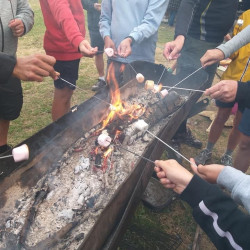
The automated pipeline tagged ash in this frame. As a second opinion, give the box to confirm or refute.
[0,88,186,249]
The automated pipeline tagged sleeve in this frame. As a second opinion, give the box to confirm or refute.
[180,175,250,250]
[46,0,85,50]
[99,0,112,39]
[16,0,34,35]
[217,166,250,213]
[216,25,250,59]
[0,53,16,84]
[128,0,168,44]
[174,0,199,38]
[235,81,250,109]
[81,0,95,11]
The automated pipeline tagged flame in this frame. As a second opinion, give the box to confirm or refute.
[100,62,146,130]
[103,147,113,158]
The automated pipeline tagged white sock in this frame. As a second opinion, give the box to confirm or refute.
[99,76,105,81]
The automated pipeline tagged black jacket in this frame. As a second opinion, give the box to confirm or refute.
[181,175,250,250]
[0,52,16,84]
[175,0,238,43]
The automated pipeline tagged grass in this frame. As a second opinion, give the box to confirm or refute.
[11,1,228,249]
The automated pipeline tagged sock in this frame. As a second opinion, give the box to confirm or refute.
[0,144,8,154]
[224,149,233,156]
[206,142,214,152]
[99,76,105,81]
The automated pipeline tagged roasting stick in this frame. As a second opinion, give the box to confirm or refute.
[116,143,155,164]
[134,120,197,167]
[59,77,113,107]
[162,85,205,93]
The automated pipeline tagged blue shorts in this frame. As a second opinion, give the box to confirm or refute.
[239,108,250,136]
[54,59,80,90]
[89,30,104,54]
[215,100,245,113]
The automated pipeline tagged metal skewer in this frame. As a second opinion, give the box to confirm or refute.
[145,130,197,167]
[0,155,12,159]
[168,66,204,92]
[59,77,113,107]
[162,85,205,93]
[116,143,155,164]
[9,0,15,20]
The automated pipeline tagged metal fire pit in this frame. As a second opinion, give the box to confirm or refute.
[0,62,208,250]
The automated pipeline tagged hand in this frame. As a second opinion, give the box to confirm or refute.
[8,19,25,37]
[200,49,225,68]
[104,36,117,56]
[163,35,184,60]
[94,3,101,11]
[79,40,98,57]
[117,37,132,58]
[12,54,58,82]
[204,80,238,102]
[154,159,193,194]
[190,162,225,183]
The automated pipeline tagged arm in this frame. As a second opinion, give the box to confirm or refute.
[163,0,198,59]
[217,166,250,213]
[155,159,250,250]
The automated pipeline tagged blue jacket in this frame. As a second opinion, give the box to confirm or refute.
[99,0,168,63]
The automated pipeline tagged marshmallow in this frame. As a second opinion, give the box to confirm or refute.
[97,133,112,147]
[109,104,117,111]
[237,19,244,26]
[145,80,155,90]
[160,89,169,98]
[136,73,145,83]
[133,119,149,131]
[153,84,162,93]
[105,48,114,57]
[12,144,29,162]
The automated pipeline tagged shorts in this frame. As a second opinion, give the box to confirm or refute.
[215,100,245,113]
[0,77,23,120]
[89,30,104,54]
[238,108,250,136]
[54,59,80,90]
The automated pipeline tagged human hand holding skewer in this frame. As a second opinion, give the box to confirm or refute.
[8,19,25,37]
[79,40,98,57]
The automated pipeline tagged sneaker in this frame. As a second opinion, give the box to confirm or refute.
[166,140,183,164]
[221,154,233,166]
[91,79,106,91]
[194,149,212,165]
[175,128,202,149]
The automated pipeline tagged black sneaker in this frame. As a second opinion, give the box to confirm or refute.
[194,149,212,165]
[175,128,202,149]
[91,79,106,91]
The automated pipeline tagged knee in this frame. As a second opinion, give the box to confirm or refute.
[238,135,250,150]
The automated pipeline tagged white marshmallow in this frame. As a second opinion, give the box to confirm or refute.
[12,144,29,162]
[133,119,149,131]
[145,80,155,90]
[97,133,112,147]
[160,89,169,98]
[105,48,114,57]
[136,73,145,83]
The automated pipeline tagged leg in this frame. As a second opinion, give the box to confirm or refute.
[95,53,105,78]
[52,87,73,121]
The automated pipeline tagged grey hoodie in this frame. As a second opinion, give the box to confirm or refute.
[0,0,34,56]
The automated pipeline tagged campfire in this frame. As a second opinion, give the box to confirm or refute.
[0,62,208,249]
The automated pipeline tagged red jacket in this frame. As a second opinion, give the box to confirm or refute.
[39,0,85,61]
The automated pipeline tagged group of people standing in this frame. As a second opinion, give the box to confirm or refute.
[1,0,250,249]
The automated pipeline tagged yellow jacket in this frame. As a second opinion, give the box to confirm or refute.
[222,10,250,82]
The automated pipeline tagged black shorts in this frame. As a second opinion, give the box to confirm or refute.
[239,108,250,136]
[54,59,80,90]
[215,99,245,113]
[0,77,23,120]
[89,30,104,54]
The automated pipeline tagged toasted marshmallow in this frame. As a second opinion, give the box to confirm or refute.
[136,73,145,83]
[133,119,149,131]
[97,133,112,147]
[105,48,114,57]
[12,144,29,162]
[145,80,155,90]
[160,89,169,98]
